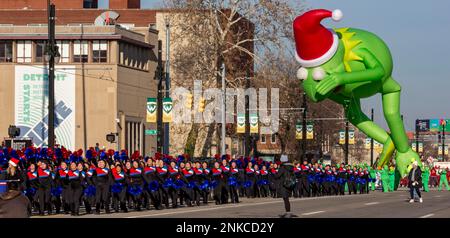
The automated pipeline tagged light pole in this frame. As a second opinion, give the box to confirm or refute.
[164,16,171,155]
[442,120,446,161]
[221,63,226,156]
[45,1,60,149]
[370,108,374,166]
[301,92,307,162]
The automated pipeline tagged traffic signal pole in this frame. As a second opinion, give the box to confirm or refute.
[156,40,164,154]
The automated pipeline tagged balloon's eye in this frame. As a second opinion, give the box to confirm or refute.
[297,67,308,80]
[312,67,326,81]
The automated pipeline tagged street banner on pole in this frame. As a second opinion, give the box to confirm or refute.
[412,143,417,152]
[146,98,157,123]
[306,121,314,140]
[419,142,423,153]
[339,130,345,145]
[349,129,355,145]
[162,97,173,123]
[236,113,245,134]
[250,114,258,133]
[296,124,302,140]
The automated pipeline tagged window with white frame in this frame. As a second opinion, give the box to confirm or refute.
[271,134,277,144]
[17,40,32,63]
[56,40,70,63]
[92,40,107,63]
[73,40,88,62]
[261,135,266,144]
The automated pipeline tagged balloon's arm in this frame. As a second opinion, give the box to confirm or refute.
[338,48,385,84]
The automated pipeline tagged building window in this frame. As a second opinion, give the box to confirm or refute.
[56,40,70,63]
[35,41,46,63]
[93,40,108,63]
[271,134,276,144]
[73,40,88,63]
[261,135,266,144]
[126,121,144,156]
[83,0,98,8]
[0,41,12,62]
[17,40,32,63]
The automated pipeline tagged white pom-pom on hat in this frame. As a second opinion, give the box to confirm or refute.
[332,9,343,21]
[297,67,308,80]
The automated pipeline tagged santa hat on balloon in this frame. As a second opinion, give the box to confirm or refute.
[293,9,343,68]
[9,158,20,167]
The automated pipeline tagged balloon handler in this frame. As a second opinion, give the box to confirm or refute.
[293,9,421,185]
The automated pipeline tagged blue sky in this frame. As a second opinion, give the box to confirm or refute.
[98,0,450,131]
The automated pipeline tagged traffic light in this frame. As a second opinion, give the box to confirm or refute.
[198,97,206,112]
[185,93,193,109]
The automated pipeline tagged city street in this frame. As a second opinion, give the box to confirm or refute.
[39,189,450,218]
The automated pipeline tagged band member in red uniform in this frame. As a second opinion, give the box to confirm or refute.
[156,159,170,208]
[25,163,39,212]
[181,162,195,207]
[300,161,310,197]
[245,162,256,198]
[258,165,270,198]
[220,159,231,204]
[37,160,53,216]
[167,161,181,208]
[128,160,144,211]
[201,162,211,205]
[211,162,223,205]
[55,161,69,214]
[143,158,161,210]
[269,163,279,198]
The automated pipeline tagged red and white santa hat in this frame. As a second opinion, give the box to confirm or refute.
[9,158,19,167]
[293,9,343,67]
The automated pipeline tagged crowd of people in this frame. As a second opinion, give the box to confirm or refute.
[0,146,408,217]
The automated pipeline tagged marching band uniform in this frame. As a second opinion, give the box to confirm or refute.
[167,164,180,208]
[258,167,269,198]
[55,165,69,214]
[67,167,83,216]
[211,166,223,205]
[93,162,112,214]
[245,166,256,198]
[143,163,161,209]
[337,166,347,195]
[82,165,96,214]
[324,169,333,196]
[293,164,302,198]
[111,167,129,213]
[156,163,170,208]
[220,162,231,204]
[181,166,195,207]
[300,163,310,197]
[229,165,240,203]
[128,165,144,211]
[201,165,211,204]
[347,168,357,195]
[193,165,204,206]
[37,162,53,215]
[25,166,39,211]
[269,165,279,198]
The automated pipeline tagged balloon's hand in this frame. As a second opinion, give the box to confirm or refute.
[316,74,342,95]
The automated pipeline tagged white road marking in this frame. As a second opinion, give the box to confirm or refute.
[420,213,434,218]
[301,211,325,216]
[434,195,442,198]
[364,202,380,206]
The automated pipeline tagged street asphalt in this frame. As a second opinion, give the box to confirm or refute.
[36,189,450,218]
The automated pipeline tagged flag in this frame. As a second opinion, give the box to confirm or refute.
[349,129,355,145]
[250,114,258,133]
[236,113,245,134]
[295,124,302,140]
[146,98,157,123]
[162,98,173,123]
[339,130,345,145]
[306,121,314,140]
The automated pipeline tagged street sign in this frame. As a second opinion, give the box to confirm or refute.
[145,129,157,135]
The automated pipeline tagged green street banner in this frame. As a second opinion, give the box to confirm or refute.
[236,113,245,134]
[349,129,355,145]
[418,142,423,153]
[162,97,173,123]
[146,98,157,123]
[412,143,417,152]
[296,124,302,140]
[250,114,258,133]
[339,130,345,145]
[438,145,449,155]
[306,121,313,140]
[15,66,75,149]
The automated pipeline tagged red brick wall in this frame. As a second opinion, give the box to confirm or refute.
[0,0,84,9]
[0,9,157,26]
[110,0,140,9]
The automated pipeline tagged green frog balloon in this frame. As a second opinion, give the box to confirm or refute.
[293,9,420,177]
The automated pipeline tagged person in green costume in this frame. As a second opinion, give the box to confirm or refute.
[380,165,390,192]
[388,166,395,192]
[422,165,430,192]
[293,9,421,180]
[438,167,450,191]
[369,166,377,191]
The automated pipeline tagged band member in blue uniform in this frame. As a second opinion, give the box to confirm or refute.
[245,162,256,198]
[201,162,211,205]
[299,161,310,197]
[82,163,96,214]
[337,164,347,195]
[156,159,170,208]
[167,161,181,208]
[220,159,231,204]
[181,162,195,207]
[25,163,39,212]
[55,161,69,214]
[293,162,302,198]
[269,163,279,198]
